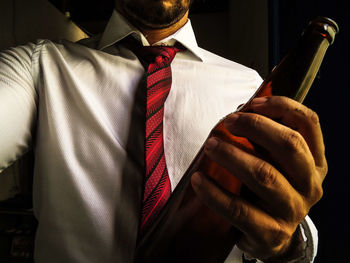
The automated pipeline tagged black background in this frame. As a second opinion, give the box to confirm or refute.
[275,1,349,262]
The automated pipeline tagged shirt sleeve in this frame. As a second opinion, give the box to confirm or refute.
[299,215,318,262]
[0,42,39,173]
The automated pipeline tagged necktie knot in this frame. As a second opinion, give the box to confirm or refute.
[121,36,184,70]
[140,46,182,65]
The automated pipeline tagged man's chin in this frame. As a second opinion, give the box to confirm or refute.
[118,0,190,30]
[129,11,187,30]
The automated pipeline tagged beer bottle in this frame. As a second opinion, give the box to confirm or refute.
[135,16,339,263]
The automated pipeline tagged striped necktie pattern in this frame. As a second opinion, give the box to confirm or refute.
[130,43,183,234]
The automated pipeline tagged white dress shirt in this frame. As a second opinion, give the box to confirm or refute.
[0,10,317,263]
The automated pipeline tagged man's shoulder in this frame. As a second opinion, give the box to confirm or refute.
[5,37,97,56]
[28,34,102,54]
[28,36,103,59]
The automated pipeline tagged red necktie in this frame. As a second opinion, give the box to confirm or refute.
[127,41,183,234]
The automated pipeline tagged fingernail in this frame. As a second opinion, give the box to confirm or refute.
[191,172,202,187]
[251,97,268,105]
[205,137,219,152]
[224,114,239,131]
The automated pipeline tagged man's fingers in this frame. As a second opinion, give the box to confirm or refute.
[248,96,327,174]
[224,112,314,193]
[203,137,306,220]
[223,112,323,200]
[191,172,292,249]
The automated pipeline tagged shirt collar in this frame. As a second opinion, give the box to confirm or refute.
[98,10,204,62]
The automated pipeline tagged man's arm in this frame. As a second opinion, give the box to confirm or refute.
[191,96,327,262]
[0,43,38,173]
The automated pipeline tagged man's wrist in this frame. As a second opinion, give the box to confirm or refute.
[242,216,318,263]
[269,224,307,263]
[243,224,308,263]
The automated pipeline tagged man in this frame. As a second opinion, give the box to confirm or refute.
[0,0,326,262]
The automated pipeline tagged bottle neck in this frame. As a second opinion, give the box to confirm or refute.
[248,18,337,104]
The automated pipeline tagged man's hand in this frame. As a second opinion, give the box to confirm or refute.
[190,96,327,262]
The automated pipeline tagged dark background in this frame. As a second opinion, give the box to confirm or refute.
[274,1,349,262]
